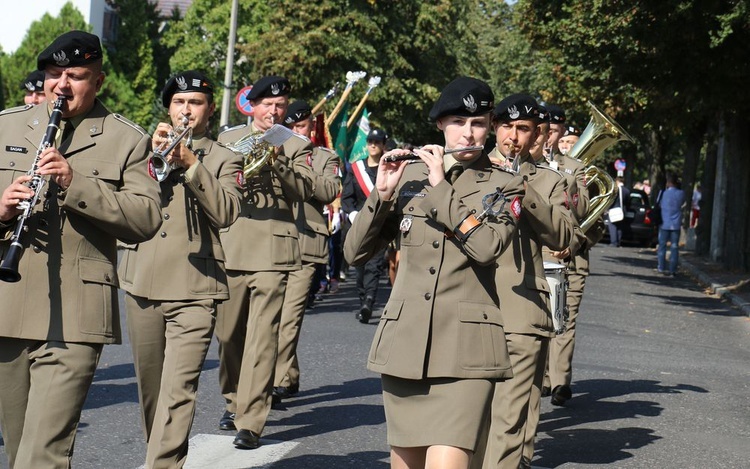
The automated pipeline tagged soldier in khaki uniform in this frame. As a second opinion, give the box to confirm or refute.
[346,77,528,469]
[118,71,242,468]
[543,104,594,407]
[475,94,575,469]
[21,70,46,106]
[214,76,314,449]
[0,31,162,469]
[273,100,341,403]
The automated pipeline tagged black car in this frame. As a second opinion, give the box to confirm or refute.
[603,188,659,247]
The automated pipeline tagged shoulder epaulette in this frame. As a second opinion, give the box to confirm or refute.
[537,164,564,178]
[0,104,33,116]
[316,145,336,155]
[112,113,146,136]
[219,123,247,137]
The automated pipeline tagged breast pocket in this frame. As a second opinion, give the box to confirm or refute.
[72,159,121,189]
[0,153,32,193]
[271,225,300,267]
[458,301,510,370]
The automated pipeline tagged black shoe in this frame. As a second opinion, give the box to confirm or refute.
[233,429,261,449]
[356,304,372,324]
[551,385,572,406]
[273,384,299,400]
[541,386,551,397]
[219,410,236,431]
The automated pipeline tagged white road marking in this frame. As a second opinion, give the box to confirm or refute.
[136,434,299,469]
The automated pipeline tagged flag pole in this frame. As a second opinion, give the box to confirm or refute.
[325,71,366,128]
[312,82,340,116]
[347,76,381,130]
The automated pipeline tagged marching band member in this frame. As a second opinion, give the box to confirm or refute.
[273,100,341,404]
[474,94,575,469]
[345,76,525,469]
[215,75,314,449]
[341,127,389,323]
[0,31,162,468]
[118,70,242,468]
[21,70,46,105]
[543,105,597,407]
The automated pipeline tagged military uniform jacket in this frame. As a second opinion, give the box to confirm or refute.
[118,136,243,300]
[217,124,314,272]
[344,154,525,380]
[0,100,162,344]
[495,158,575,336]
[295,146,340,264]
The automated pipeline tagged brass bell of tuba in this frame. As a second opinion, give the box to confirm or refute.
[568,101,636,231]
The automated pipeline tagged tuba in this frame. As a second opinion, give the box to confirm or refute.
[568,101,635,231]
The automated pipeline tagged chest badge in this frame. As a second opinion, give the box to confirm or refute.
[399,215,413,234]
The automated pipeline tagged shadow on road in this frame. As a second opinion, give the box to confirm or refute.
[265,450,389,469]
[536,378,707,467]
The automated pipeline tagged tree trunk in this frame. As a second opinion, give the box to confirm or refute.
[696,119,718,256]
[721,113,750,271]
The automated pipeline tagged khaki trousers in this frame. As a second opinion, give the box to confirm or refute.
[549,270,586,388]
[275,261,316,388]
[473,333,547,469]
[0,338,101,469]
[216,269,287,435]
[125,295,216,469]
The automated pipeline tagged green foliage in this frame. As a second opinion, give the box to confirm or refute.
[1,3,89,108]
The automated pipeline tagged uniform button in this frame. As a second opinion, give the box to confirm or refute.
[429,267,436,274]
[9,161,15,167]
[424,293,431,300]
[530,203,537,209]
[92,169,99,176]
[477,172,484,178]
[482,313,488,319]
[32,245,41,253]
[408,207,414,212]
[104,274,111,282]
[78,201,87,209]
[160,232,167,238]
[164,214,170,220]
[430,208,437,215]
[432,241,439,248]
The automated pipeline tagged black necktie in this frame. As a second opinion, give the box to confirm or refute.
[60,120,74,144]
[446,164,463,185]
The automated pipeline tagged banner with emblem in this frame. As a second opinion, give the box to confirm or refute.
[348,107,371,163]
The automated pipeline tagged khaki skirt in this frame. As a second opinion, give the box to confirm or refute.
[381,374,494,451]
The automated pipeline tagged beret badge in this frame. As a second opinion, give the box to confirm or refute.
[53,51,69,66]
[463,95,477,113]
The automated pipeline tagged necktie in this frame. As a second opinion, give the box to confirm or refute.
[446,164,464,185]
[58,120,73,146]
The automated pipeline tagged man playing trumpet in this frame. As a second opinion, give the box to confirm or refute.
[118,70,243,468]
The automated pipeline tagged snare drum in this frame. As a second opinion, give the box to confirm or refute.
[544,261,567,334]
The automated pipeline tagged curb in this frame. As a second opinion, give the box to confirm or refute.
[681,258,750,317]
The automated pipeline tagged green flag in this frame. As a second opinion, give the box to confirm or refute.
[329,102,350,161]
[348,107,371,163]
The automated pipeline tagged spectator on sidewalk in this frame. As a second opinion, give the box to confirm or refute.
[657,173,686,276]
[690,183,702,228]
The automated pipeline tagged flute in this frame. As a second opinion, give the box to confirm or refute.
[383,145,484,163]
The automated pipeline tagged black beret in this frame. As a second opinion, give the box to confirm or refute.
[564,125,582,137]
[367,128,388,142]
[247,75,291,101]
[493,93,541,122]
[37,30,102,70]
[21,70,45,92]
[429,77,494,121]
[283,100,312,125]
[161,70,214,107]
[546,104,566,124]
[537,104,551,123]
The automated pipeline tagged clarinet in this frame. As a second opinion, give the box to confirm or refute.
[0,97,65,283]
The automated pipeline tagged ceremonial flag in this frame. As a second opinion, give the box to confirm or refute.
[329,102,351,161]
[348,107,371,163]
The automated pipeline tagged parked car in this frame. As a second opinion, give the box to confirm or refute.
[603,188,658,247]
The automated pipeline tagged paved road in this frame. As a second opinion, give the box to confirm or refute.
[1,245,749,468]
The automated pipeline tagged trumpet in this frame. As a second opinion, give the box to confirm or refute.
[383,145,484,163]
[150,116,193,182]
